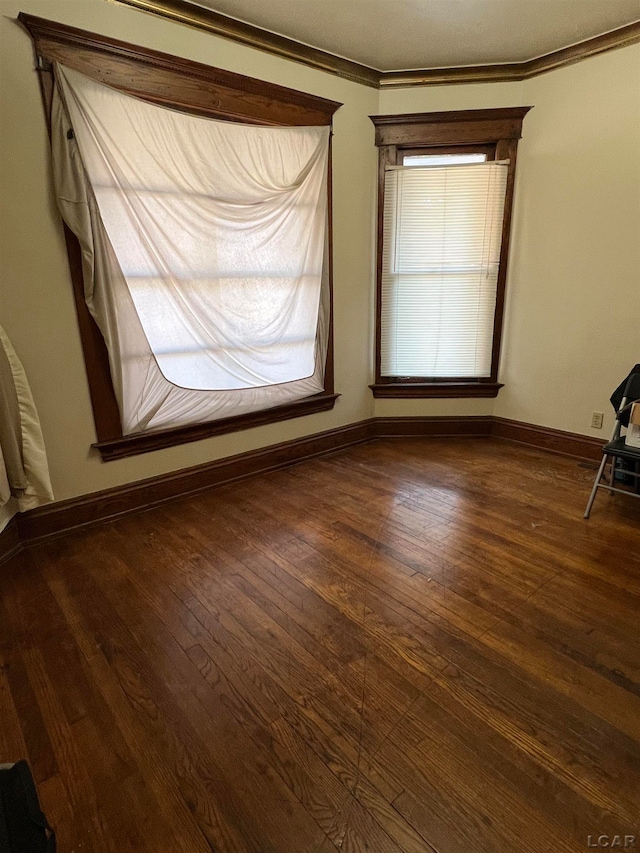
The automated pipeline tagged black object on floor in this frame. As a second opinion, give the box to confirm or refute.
[0,761,56,852]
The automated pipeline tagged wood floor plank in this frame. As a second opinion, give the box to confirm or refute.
[0,653,30,765]
[16,643,119,852]
[43,557,232,853]
[80,552,327,853]
[1,437,638,852]
[429,659,640,825]
[228,478,499,638]
[383,675,638,843]
[483,616,640,742]
[0,593,59,784]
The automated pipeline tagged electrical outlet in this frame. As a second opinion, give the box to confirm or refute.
[591,411,604,429]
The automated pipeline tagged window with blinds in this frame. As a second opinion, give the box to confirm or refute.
[381,159,509,379]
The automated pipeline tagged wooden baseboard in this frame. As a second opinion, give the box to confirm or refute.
[2,414,604,556]
[375,415,494,438]
[17,419,376,545]
[491,417,603,462]
[0,517,21,566]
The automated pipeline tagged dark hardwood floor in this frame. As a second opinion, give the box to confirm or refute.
[1,437,639,853]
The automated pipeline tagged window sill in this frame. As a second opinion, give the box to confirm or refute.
[93,392,340,461]
[370,382,503,399]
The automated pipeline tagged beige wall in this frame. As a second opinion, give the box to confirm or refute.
[498,47,640,437]
[378,79,526,113]
[1,0,638,507]
[0,0,378,502]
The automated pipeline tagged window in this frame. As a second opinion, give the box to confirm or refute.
[21,14,341,459]
[370,109,530,398]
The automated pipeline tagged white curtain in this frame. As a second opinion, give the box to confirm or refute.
[0,325,53,529]
[51,65,330,435]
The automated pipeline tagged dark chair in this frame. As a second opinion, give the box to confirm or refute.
[584,365,640,519]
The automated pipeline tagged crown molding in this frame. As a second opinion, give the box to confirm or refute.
[380,64,526,87]
[522,19,640,78]
[380,20,640,87]
[110,0,640,90]
[109,0,380,87]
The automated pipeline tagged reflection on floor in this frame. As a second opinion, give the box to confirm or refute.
[1,438,639,852]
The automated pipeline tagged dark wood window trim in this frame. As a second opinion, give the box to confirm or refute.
[369,382,504,399]
[19,14,341,460]
[370,107,531,400]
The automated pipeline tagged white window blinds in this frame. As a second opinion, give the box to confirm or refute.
[381,162,508,379]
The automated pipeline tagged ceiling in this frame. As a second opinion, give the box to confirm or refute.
[192,0,640,71]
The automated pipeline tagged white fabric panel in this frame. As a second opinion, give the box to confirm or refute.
[52,65,330,434]
[0,501,17,534]
[0,326,53,515]
[0,448,10,509]
[381,162,508,379]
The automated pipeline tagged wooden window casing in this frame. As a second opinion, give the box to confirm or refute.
[370,108,531,399]
[19,13,341,460]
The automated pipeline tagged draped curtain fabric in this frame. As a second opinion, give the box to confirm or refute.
[0,326,53,524]
[51,65,330,435]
